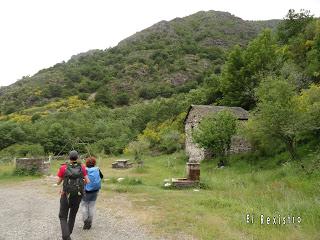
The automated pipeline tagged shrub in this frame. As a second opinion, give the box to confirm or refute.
[159,130,184,154]
[124,138,150,163]
[193,110,237,163]
[13,167,41,176]
[0,122,26,150]
[0,144,44,159]
[115,93,130,106]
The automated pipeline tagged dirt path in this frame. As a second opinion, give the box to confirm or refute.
[0,177,156,240]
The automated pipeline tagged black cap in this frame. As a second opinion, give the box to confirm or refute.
[69,150,78,161]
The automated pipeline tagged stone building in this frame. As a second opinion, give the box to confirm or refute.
[15,158,50,175]
[184,105,250,162]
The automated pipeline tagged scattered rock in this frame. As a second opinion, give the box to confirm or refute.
[117,177,125,182]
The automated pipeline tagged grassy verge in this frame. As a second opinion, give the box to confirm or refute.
[0,162,40,183]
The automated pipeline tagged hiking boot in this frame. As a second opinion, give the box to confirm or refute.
[83,219,91,230]
[83,223,88,230]
[87,222,92,229]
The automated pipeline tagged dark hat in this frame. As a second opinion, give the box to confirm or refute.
[69,150,79,161]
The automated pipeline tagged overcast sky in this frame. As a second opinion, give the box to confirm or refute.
[0,0,319,87]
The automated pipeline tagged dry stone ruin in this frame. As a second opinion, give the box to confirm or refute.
[15,158,50,175]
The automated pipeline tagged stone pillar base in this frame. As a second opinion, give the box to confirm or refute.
[186,162,200,181]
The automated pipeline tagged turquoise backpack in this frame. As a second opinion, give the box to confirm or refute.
[85,167,101,191]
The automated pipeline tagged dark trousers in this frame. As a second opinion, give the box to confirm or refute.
[59,194,82,239]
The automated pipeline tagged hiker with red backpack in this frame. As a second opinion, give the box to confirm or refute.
[57,150,90,240]
[81,156,104,230]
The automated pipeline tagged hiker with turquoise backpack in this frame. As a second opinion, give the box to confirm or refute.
[57,150,90,240]
[81,156,104,230]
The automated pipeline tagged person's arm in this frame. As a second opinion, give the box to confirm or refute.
[84,175,90,184]
[99,169,104,179]
[82,165,90,184]
[56,165,65,185]
[57,177,63,185]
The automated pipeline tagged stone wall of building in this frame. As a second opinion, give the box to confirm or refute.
[185,122,204,162]
[15,158,50,175]
[229,135,251,154]
[184,105,251,162]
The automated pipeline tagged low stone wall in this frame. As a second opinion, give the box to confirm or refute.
[229,135,251,154]
[15,158,50,175]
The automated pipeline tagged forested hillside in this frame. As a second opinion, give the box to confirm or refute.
[0,9,319,164]
[0,10,278,114]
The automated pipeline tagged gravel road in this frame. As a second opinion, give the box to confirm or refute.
[0,178,155,240]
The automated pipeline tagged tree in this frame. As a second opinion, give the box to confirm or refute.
[277,9,314,44]
[138,113,185,154]
[31,113,41,123]
[124,138,150,164]
[305,20,320,82]
[192,110,237,164]
[116,93,130,106]
[219,45,246,106]
[297,84,320,139]
[159,130,184,154]
[253,76,302,161]
[95,87,114,108]
[0,122,26,150]
[44,84,63,98]
[220,30,280,110]
[37,122,70,154]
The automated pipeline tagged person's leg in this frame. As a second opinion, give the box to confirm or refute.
[68,195,82,234]
[83,200,96,229]
[81,199,92,229]
[87,200,97,223]
[59,194,71,239]
[81,200,89,222]
[86,192,98,229]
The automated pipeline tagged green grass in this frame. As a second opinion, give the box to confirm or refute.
[0,163,40,182]
[12,146,320,239]
[90,148,320,240]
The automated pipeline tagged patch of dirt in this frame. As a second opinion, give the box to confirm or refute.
[0,178,157,240]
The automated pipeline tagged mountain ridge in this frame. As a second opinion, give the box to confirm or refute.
[0,10,280,115]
